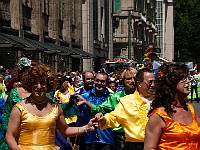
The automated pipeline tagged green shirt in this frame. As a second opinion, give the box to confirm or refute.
[91,90,126,132]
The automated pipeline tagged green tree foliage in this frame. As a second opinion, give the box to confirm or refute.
[174,0,200,65]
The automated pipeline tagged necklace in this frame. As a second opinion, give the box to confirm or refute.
[30,96,48,105]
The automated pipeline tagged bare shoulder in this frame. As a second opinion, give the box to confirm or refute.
[148,107,166,128]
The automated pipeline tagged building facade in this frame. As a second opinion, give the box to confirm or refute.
[82,0,113,72]
[0,0,92,72]
[112,0,174,62]
[112,0,157,61]
[156,0,174,62]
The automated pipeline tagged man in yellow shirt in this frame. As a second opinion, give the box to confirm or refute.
[95,68,155,150]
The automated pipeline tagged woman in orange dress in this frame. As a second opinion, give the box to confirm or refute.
[144,63,200,150]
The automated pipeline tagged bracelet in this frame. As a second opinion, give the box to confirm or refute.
[83,125,88,133]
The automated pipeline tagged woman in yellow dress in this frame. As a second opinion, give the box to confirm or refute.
[5,63,95,150]
[144,63,200,150]
[54,76,77,124]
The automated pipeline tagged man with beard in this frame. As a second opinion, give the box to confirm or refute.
[78,72,114,150]
[77,68,138,150]
[95,68,155,150]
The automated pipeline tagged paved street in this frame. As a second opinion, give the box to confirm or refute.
[191,101,200,117]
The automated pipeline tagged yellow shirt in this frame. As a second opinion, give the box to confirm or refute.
[100,90,148,142]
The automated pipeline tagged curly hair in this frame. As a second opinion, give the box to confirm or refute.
[150,63,189,117]
[21,63,57,93]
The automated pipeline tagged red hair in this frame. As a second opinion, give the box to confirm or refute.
[5,68,20,92]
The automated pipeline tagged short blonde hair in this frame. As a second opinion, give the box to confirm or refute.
[120,68,138,81]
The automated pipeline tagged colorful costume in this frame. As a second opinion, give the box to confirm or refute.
[0,88,21,150]
[100,90,148,142]
[80,88,114,146]
[91,90,126,150]
[15,103,60,150]
[54,86,77,124]
[149,103,200,149]
[0,88,72,150]
[91,90,126,132]
[0,98,6,140]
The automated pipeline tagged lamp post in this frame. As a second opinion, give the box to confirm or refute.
[128,10,131,60]
[142,27,145,56]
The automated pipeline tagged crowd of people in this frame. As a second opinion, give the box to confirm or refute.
[0,57,200,150]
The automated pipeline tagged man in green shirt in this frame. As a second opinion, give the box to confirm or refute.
[78,68,138,150]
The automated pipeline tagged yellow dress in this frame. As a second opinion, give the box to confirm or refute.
[149,103,200,150]
[15,103,60,150]
[54,87,77,124]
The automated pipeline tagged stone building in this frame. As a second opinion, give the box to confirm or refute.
[82,0,113,71]
[113,0,158,61]
[0,0,92,72]
[156,0,174,62]
[112,0,174,62]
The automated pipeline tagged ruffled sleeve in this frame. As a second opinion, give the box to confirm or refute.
[0,98,6,123]
[2,88,22,131]
[60,103,80,118]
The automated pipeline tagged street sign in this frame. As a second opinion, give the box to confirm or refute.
[114,0,121,13]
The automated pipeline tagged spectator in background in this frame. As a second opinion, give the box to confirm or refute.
[0,74,7,99]
[109,72,116,81]
[108,80,117,93]
[190,71,199,102]
[75,71,94,95]
[73,71,94,150]
[54,76,75,124]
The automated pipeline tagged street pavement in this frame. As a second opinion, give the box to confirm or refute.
[191,100,200,117]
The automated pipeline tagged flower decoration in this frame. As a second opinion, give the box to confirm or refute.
[157,71,164,80]
[142,47,153,68]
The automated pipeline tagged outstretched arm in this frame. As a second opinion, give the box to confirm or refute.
[56,105,95,137]
[144,113,165,150]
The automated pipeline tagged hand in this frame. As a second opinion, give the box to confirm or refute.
[95,113,104,122]
[76,95,87,105]
[85,118,96,132]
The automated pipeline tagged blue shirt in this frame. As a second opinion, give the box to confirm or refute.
[75,87,86,95]
[80,88,114,145]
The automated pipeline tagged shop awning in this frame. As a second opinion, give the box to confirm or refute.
[72,48,93,58]
[0,33,45,50]
[0,33,93,58]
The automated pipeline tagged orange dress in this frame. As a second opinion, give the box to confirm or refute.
[150,103,200,150]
